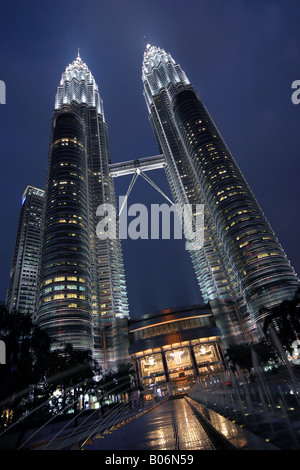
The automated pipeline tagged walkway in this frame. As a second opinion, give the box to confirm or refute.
[10,397,278,450]
[83,398,216,450]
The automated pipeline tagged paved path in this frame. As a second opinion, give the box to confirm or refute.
[83,398,215,450]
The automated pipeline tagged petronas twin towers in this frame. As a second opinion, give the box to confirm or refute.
[8,45,299,367]
[36,52,129,364]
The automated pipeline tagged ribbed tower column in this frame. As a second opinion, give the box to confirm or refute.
[172,88,299,325]
[37,52,129,362]
[36,112,93,352]
[142,44,299,339]
[142,45,249,345]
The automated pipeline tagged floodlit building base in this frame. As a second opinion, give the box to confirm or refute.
[128,305,225,398]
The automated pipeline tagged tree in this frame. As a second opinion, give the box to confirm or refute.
[42,343,99,414]
[0,305,100,430]
[225,343,253,371]
[262,289,300,350]
[225,340,277,372]
[0,304,51,428]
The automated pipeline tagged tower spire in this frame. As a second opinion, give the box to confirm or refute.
[77,48,80,59]
[143,36,151,49]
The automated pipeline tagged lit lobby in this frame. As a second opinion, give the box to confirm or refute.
[128,305,225,397]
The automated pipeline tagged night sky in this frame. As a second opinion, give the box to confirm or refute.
[0,0,299,318]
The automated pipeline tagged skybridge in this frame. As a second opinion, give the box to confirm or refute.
[109,154,173,215]
[109,154,166,178]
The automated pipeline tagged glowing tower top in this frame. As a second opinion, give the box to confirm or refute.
[55,51,104,116]
[142,44,190,109]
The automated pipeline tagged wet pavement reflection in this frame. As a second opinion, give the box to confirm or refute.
[186,397,278,450]
[83,398,215,450]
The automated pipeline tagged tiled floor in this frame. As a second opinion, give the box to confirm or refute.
[83,398,215,450]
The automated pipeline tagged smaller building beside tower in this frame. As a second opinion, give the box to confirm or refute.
[128,305,224,398]
[6,186,45,316]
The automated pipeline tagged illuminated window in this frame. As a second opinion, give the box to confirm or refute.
[54,294,64,300]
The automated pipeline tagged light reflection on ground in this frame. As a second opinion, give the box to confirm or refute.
[83,398,215,450]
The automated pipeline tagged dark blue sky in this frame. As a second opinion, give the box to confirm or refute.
[0,0,299,317]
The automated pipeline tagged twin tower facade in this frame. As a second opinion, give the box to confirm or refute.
[7,45,299,366]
